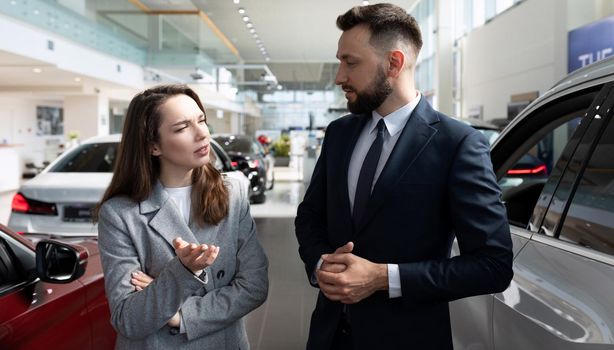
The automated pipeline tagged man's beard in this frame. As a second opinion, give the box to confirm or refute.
[346,66,393,114]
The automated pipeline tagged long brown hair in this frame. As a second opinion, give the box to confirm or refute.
[93,84,229,226]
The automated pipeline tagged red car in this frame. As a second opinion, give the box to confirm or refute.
[0,223,115,349]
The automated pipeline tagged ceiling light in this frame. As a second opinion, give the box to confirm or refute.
[266,57,271,62]
[362,1,369,5]
[32,68,42,73]
[238,8,245,14]
[252,33,258,39]
[242,16,249,22]
[256,39,262,44]
[249,28,256,33]
[276,84,282,90]
[246,22,253,28]
[10,0,16,5]
[74,77,81,82]
[233,0,240,3]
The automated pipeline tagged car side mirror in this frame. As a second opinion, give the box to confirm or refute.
[36,240,88,283]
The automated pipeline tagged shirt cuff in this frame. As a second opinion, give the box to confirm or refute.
[388,264,402,298]
[311,258,324,284]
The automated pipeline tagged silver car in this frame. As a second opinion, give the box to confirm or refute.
[8,134,249,237]
[451,56,614,349]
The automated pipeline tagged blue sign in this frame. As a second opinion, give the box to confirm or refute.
[568,16,614,73]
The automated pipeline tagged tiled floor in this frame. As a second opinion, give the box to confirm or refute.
[2,170,318,349]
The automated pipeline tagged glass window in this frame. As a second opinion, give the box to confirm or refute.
[214,137,253,154]
[559,116,614,255]
[499,116,582,227]
[0,238,23,290]
[50,142,119,173]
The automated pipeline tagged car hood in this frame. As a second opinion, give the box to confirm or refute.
[20,172,112,203]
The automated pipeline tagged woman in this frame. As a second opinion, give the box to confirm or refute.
[94,85,268,349]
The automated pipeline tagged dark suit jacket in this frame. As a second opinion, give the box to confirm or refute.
[295,98,513,350]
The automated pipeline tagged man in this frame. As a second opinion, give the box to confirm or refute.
[295,4,513,350]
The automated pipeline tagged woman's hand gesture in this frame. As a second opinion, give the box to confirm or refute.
[173,237,219,274]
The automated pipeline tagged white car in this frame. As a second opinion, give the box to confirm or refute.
[8,134,249,237]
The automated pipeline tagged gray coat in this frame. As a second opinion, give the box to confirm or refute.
[97,177,269,350]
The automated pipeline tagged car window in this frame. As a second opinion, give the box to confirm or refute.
[50,142,118,173]
[499,116,582,227]
[215,137,252,153]
[535,85,614,236]
[0,237,24,292]
[557,113,614,255]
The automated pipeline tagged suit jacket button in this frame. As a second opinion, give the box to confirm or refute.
[217,270,225,279]
[169,327,179,336]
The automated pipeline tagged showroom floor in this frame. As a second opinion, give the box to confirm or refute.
[1,168,318,350]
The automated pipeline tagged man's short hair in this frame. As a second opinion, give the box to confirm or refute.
[336,3,423,57]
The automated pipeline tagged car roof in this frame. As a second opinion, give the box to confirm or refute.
[455,118,500,131]
[81,134,121,144]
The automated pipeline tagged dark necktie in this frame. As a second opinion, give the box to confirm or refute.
[353,119,386,228]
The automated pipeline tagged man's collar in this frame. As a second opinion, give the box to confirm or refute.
[369,92,422,136]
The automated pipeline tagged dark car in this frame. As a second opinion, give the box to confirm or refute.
[0,223,116,348]
[213,134,272,204]
[450,56,614,349]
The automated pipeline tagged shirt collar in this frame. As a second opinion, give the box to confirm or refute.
[369,92,421,137]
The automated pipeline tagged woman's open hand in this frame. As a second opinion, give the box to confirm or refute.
[173,237,220,274]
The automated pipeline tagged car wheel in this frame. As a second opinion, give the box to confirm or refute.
[251,191,266,204]
[267,174,275,190]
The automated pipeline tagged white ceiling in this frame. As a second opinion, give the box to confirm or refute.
[0,1,419,92]
[197,0,419,63]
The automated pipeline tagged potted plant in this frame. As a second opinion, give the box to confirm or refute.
[272,135,291,166]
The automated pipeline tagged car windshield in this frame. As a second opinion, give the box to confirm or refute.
[215,137,253,153]
[49,142,118,173]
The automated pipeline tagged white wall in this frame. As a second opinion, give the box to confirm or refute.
[0,95,64,168]
[461,0,559,121]
[461,0,614,122]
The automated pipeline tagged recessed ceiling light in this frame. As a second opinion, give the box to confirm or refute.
[238,8,245,14]
[246,22,253,28]
[233,0,240,4]
[266,57,271,62]
[252,33,258,39]
[249,28,256,33]
[362,1,369,5]
[32,68,42,73]
[10,0,16,5]
[74,77,81,82]
[242,16,249,22]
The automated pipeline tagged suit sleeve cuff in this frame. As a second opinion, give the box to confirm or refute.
[179,310,186,334]
[388,263,402,298]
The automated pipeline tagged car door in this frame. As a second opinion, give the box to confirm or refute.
[451,81,612,349]
[492,83,614,349]
[0,229,91,349]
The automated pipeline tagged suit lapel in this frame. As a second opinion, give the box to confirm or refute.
[141,182,199,249]
[355,98,439,233]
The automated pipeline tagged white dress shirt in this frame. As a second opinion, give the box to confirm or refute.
[347,92,421,298]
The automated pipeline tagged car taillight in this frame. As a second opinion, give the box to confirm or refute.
[11,193,57,216]
[507,164,548,176]
[248,159,260,168]
[231,161,239,168]
[11,193,29,213]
